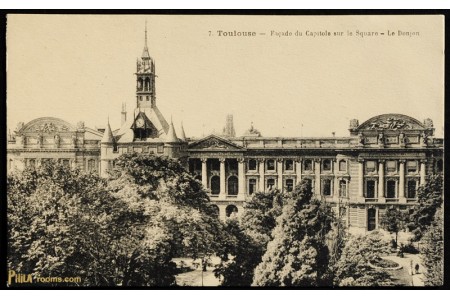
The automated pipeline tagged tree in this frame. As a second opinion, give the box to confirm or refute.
[333,231,393,287]
[380,206,405,248]
[406,175,443,241]
[252,180,333,286]
[213,219,264,286]
[421,207,443,286]
[213,189,285,286]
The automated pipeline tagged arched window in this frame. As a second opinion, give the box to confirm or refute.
[339,160,347,172]
[226,205,238,217]
[210,205,220,218]
[210,176,220,195]
[228,176,238,195]
[248,159,257,171]
[339,180,347,197]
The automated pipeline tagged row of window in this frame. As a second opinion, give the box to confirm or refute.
[364,179,418,199]
[25,158,98,172]
[364,160,420,174]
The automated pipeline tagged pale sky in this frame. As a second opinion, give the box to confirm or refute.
[7,14,444,138]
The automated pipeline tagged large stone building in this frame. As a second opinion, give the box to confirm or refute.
[7,32,443,234]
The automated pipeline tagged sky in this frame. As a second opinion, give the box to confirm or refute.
[6,14,444,138]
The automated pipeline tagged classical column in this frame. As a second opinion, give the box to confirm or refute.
[258,158,265,192]
[201,158,208,189]
[333,159,339,198]
[277,158,283,190]
[314,158,321,197]
[378,160,385,201]
[358,159,364,200]
[219,158,226,198]
[399,159,406,202]
[238,158,245,199]
[295,158,302,184]
[420,159,427,185]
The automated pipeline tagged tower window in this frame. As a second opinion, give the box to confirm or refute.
[285,159,294,171]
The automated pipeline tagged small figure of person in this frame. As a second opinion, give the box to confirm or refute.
[415,263,420,274]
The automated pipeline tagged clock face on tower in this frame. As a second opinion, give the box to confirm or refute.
[136,118,145,128]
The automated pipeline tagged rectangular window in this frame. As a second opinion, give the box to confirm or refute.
[267,160,275,171]
[248,159,257,171]
[406,161,418,173]
[366,161,376,173]
[88,159,96,172]
[157,145,164,153]
[323,159,332,171]
[322,179,332,196]
[285,159,294,171]
[267,178,275,190]
[339,180,347,197]
[285,179,294,192]
[386,180,396,198]
[249,179,257,195]
[386,161,397,173]
[366,180,376,198]
[407,180,417,198]
[304,159,313,171]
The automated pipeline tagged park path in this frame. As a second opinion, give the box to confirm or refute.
[382,253,424,286]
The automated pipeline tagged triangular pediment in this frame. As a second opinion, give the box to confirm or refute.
[189,135,244,151]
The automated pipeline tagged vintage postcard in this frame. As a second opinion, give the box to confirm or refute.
[5,14,444,288]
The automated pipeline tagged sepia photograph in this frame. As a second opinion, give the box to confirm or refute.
[5,14,444,288]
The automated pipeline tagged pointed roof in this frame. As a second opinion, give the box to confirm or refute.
[179,122,187,141]
[142,21,151,59]
[166,118,179,143]
[101,118,115,143]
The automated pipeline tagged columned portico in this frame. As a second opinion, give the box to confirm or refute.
[378,160,385,202]
[219,158,226,198]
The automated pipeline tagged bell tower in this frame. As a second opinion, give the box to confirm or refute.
[136,22,156,109]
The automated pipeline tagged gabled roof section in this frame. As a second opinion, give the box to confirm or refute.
[189,134,245,151]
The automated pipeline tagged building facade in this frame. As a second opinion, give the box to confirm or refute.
[7,34,443,235]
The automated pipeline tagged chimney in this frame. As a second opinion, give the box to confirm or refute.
[121,102,127,125]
